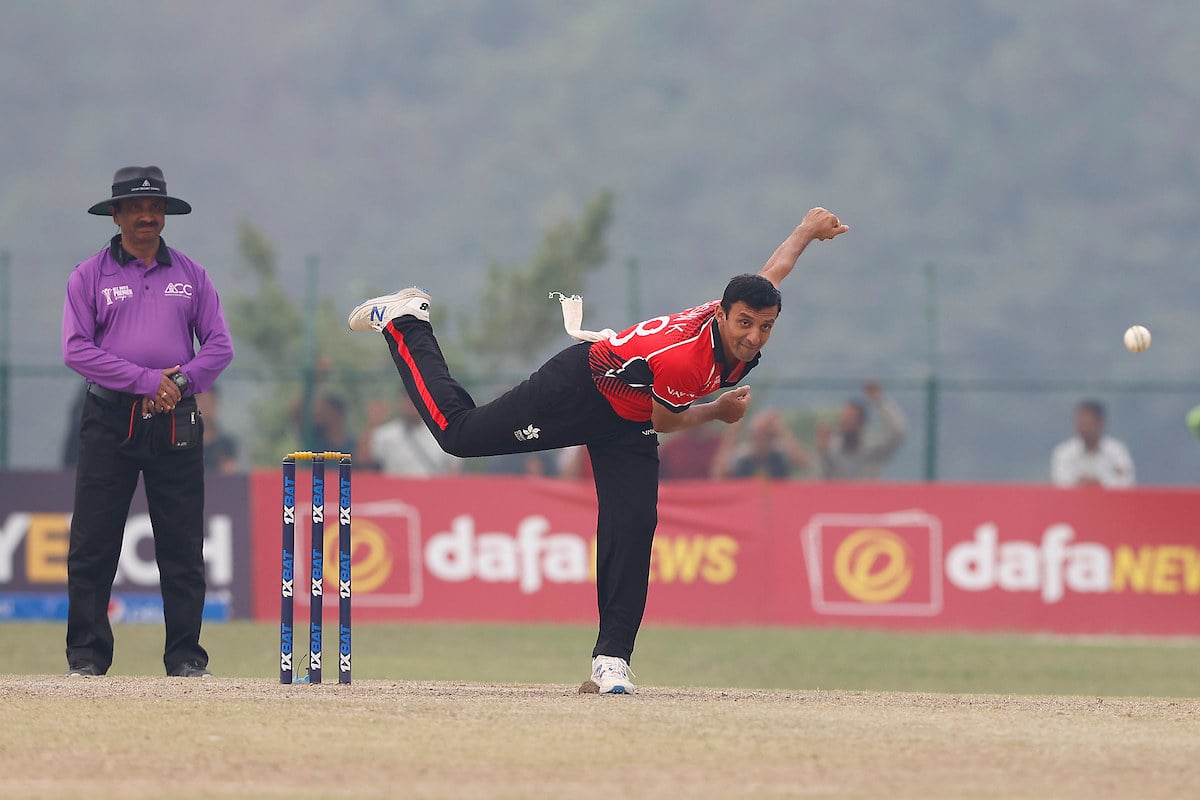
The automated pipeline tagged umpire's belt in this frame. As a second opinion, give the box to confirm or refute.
[87,382,138,405]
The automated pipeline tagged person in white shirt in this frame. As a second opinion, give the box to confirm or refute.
[1051,399,1135,488]
[359,395,458,477]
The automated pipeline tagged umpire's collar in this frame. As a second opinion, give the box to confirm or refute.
[110,233,172,266]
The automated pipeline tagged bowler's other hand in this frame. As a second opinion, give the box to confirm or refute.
[716,386,752,424]
[800,207,849,241]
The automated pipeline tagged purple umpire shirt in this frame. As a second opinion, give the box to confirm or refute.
[62,235,234,397]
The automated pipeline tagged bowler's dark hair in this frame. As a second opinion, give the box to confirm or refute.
[720,274,782,314]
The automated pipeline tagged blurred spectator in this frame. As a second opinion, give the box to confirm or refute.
[658,423,724,481]
[306,393,357,455]
[196,384,239,473]
[557,445,594,480]
[489,451,558,476]
[359,394,458,476]
[816,380,906,480]
[713,408,809,479]
[1051,399,1135,488]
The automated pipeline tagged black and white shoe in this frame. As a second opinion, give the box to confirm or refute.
[66,663,101,677]
[579,655,637,695]
[168,661,213,678]
[347,287,431,331]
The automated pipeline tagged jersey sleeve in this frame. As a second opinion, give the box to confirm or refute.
[649,351,710,413]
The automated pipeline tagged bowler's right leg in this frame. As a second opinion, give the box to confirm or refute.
[349,288,594,458]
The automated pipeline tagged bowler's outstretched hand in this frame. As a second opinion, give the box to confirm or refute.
[758,207,849,288]
[800,207,850,241]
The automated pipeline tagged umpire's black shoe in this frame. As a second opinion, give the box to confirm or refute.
[66,663,101,677]
[168,661,213,678]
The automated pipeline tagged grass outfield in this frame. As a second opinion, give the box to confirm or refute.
[3,623,1199,799]
[3,620,1200,696]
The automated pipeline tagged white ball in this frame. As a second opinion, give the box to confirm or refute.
[1123,325,1151,353]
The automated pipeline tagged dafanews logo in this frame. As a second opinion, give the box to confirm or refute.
[802,511,944,616]
[944,522,1200,603]
[424,513,739,594]
[803,511,1200,616]
[292,499,421,615]
[945,523,1105,603]
[329,500,420,608]
[834,528,913,603]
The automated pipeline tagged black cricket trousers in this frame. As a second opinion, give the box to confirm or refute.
[65,391,208,674]
[383,317,659,662]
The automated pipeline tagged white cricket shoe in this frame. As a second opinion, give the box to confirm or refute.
[580,655,637,695]
[347,287,431,331]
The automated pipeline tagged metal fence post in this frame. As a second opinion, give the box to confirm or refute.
[299,255,319,447]
[923,262,939,480]
[0,250,10,468]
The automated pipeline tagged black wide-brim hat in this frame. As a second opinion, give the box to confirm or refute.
[88,165,192,215]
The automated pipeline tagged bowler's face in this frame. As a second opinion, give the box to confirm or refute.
[716,301,777,363]
[112,197,166,249]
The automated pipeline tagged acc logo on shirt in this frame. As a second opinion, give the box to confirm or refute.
[164,282,193,298]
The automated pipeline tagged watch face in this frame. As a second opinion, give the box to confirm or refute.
[172,373,188,390]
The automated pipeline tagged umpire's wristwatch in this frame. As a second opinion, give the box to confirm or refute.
[171,372,189,392]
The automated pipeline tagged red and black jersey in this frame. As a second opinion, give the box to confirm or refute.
[588,300,760,422]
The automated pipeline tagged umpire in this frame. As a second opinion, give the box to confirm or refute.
[61,166,234,677]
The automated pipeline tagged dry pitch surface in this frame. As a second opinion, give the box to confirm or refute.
[2,675,1198,799]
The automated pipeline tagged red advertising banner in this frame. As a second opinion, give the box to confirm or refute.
[776,483,1200,635]
[247,473,1200,636]
[250,473,766,624]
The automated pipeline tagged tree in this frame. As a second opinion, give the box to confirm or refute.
[224,190,616,464]
[225,220,385,464]
[460,189,614,375]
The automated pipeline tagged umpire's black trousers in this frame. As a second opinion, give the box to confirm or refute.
[383,318,659,662]
[65,390,208,674]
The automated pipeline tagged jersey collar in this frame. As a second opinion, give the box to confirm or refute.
[709,316,762,380]
[109,233,173,267]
